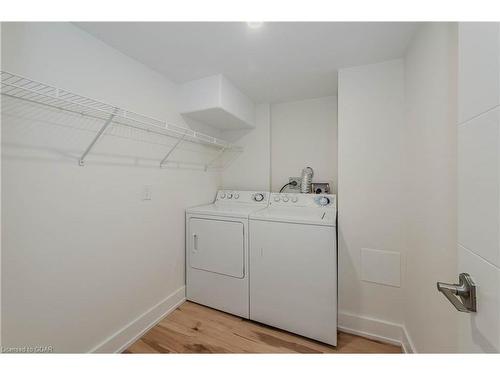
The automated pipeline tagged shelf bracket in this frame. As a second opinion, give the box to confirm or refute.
[159,130,188,168]
[79,109,118,166]
[204,146,227,172]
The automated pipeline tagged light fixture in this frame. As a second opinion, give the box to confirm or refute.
[247,22,264,29]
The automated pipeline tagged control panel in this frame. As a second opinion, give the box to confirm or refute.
[216,190,270,205]
[269,193,336,208]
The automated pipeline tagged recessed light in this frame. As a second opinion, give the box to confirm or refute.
[247,22,264,29]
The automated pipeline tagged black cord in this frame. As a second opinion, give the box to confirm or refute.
[279,180,298,193]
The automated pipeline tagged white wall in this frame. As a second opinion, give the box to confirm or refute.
[221,96,338,193]
[1,22,221,352]
[404,23,458,353]
[220,103,271,191]
[270,96,338,192]
[337,60,406,334]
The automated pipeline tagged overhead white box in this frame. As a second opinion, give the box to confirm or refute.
[179,74,255,130]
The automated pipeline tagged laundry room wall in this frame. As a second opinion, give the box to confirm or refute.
[338,25,459,352]
[1,22,220,352]
[270,96,338,192]
[337,59,406,344]
[404,22,458,353]
[221,96,338,193]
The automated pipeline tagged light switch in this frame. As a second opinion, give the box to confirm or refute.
[142,185,152,201]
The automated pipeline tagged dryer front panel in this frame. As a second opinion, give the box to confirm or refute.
[188,218,245,278]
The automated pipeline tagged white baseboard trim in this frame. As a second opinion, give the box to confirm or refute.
[338,311,416,353]
[401,325,416,353]
[90,286,186,353]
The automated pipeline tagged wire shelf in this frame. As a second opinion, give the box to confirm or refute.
[1,71,242,167]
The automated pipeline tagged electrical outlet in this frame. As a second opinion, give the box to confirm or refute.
[311,182,331,194]
[288,177,301,191]
[142,185,152,200]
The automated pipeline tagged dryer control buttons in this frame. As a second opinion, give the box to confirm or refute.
[234,193,240,199]
[254,193,265,202]
[291,196,298,203]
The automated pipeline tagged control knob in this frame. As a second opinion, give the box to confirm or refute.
[254,193,264,202]
[227,193,233,199]
[234,193,240,199]
[318,196,330,206]
[273,196,280,202]
[220,193,226,199]
[282,196,289,202]
[291,196,298,203]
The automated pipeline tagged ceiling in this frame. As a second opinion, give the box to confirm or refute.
[76,22,420,103]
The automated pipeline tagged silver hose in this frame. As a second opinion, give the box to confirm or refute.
[300,167,314,193]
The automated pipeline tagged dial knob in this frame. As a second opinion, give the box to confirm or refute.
[254,193,264,202]
[318,196,330,206]
[273,196,280,202]
[234,193,240,199]
[291,196,298,203]
[282,196,289,202]
[220,193,226,199]
[227,193,233,199]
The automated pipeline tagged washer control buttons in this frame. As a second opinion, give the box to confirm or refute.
[317,196,330,206]
[254,193,265,202]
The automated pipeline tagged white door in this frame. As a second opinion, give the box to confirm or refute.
[249,220,337,346]
[188,218,245,278]
[454,22,500,353]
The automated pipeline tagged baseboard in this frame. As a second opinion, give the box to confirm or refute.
[400,325,416,353]
[338,311,414,351]
[90,286,186,353]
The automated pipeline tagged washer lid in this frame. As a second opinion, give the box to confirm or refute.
[249,206,336,226]
[186,203,264,219]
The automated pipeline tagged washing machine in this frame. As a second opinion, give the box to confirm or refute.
[186,190,269,318]
[249,192,337,346]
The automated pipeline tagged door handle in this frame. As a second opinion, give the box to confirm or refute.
[437,273,476,313]
[193,234,198,251]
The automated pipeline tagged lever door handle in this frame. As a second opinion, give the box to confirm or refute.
[437,273,476,313]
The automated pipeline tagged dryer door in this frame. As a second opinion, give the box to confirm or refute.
[188,218,245,278]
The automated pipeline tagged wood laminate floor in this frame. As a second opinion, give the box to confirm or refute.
[124,301,402,354]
